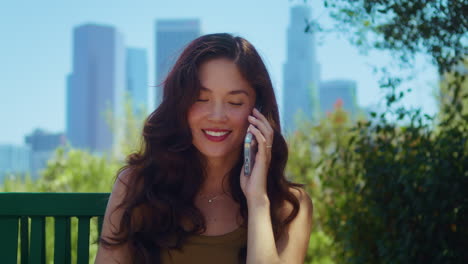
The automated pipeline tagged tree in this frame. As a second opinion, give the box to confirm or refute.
[291,1,468,263]
[305,0,467,114]
[437,57,468,123]
[311,0,466,72]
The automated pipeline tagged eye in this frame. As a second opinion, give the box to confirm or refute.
[229,102,244,106]
[197,99,208,102]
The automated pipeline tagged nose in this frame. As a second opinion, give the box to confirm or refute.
[207,102,228,122]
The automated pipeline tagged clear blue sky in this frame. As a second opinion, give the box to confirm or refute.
[0,0,438,145]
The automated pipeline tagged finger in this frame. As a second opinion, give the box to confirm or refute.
[248,115,272,141]
[252,108,274,136]
[248,124,267,156]
[253,108,270,126]
[240,163,246,178]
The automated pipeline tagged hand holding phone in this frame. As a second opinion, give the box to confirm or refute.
[243,131,257,176]
[244,105,262,176]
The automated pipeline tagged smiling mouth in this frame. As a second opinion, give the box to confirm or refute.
[203,130,231,136]
[202,129,232,142]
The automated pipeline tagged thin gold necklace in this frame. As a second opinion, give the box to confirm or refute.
[198,192,231,203]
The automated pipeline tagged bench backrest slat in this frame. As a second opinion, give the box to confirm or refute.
[54,216,71,264]
[0,192,110,264]
[21,216,29,264]
[98,216,104,236]
[0,216,19,263]
[29,216,46,264]
[77,216,91,263]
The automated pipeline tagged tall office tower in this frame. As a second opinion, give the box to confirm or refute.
[67,24,125,155]
[0,144,30,183]
[155,19,201,108]
[320,79,358,119]
[283,5,321,134]
[126,48,149,116]
[25,129,66,179]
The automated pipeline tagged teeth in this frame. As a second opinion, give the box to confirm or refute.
[204,130,229,137]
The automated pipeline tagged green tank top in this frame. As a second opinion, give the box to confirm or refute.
[160,226,247,264]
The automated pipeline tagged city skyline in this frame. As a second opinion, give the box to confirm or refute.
[0,0,438,145]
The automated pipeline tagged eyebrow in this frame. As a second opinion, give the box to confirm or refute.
[200,86,250,96]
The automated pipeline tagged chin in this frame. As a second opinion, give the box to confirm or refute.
[194,140,243,159]
[192,132,243,158]
[198,147,234,159]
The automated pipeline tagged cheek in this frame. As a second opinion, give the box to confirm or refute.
[229,109,251,129]
[187,109,200,131]
[188,103,212,118]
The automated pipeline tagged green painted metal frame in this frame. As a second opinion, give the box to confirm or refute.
[0,193,110,264]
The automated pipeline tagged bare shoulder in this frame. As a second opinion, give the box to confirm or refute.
[115,167,133,190]
[276,186,314,263]
[111,167,143,200]
[95,167,134,264]
[278,186,314,221]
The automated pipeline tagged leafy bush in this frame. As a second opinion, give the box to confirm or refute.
[322,106,467,263]
[286,102,356,263]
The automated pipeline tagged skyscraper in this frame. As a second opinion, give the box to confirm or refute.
[0,144,30,183]
[25,129,66,179]
[67,24,125,155]
[155,19,201,108]
[282,5,320,134]
[320,79,358,118]
[126,48,149,115]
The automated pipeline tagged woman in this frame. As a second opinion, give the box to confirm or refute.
[95,33,313,264]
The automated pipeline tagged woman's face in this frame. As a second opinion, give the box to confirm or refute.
[188,58,256,160]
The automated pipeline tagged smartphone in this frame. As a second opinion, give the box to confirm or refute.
[244,105,262,176]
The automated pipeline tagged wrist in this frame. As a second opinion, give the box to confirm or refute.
[247,194,270,207]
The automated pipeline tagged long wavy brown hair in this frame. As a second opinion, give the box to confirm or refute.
[99,33,305,263]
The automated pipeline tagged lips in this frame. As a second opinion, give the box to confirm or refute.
[202,129,232,142]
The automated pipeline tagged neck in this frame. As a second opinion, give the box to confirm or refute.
[199,147,241,195]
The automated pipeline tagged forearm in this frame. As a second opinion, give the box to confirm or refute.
[246,195,281,264]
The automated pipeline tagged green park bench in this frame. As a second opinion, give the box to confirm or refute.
[0,193,110,264]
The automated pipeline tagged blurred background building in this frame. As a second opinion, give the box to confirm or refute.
[25,129,66,179]
[319,79,359,119]
[0,144,30,183]
[66,24,125,155]
[154,19,201,108]
[0,129,66,183]
[282,5,321,134]
[126,48,149,116]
